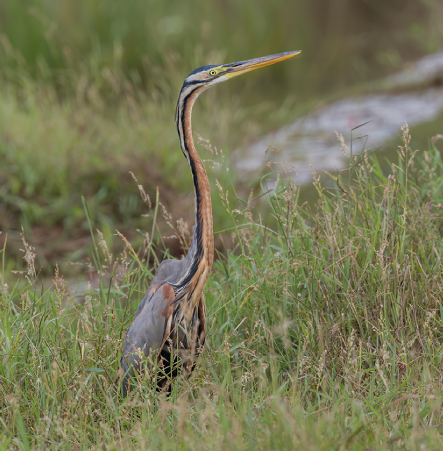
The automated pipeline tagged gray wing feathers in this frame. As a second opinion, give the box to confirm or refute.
[129,259,177,320]
[121,284,175,377]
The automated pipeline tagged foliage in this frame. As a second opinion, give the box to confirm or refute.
[1,0,442,272]
[1,128,443,449]
[1,0,440,98]
[0,80,238,273]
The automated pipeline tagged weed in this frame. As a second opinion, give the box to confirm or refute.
[1,128,443,449]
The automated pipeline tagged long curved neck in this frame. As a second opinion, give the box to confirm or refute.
[174,84,214,303]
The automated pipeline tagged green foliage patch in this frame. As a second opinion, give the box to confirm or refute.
[1,127,443,449]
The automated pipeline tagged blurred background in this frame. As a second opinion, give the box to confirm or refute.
[0,0,442,276]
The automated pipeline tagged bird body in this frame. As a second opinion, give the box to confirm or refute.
[116,51,300,397]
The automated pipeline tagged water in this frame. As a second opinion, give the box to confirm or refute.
[236,52,443,186]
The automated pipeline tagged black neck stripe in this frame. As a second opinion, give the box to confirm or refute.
[172,86,205,292]
[183,79,209,88]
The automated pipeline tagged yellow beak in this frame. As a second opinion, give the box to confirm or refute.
[223,50,301,79]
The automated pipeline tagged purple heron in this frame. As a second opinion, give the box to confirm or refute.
[116,51,300,397]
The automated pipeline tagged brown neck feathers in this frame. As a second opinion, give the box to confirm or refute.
[177,86,214,306]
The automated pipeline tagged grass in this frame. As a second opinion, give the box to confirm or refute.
[0,76,247,274]
[2,0,439,97]
[1,0,442,274]
[1,125,443,449]
[1,2,443,448]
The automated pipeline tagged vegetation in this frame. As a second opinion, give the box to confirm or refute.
[2,1,440,94]
[1,1,443,449]
[0,73,239,274]
[1,126,443,449]
[1,0,442,273]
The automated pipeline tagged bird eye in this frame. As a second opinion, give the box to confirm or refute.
[209,69,217,76]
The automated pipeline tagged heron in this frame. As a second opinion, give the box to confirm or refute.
[116,50,300,397]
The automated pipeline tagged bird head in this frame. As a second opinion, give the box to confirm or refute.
[175,51,301,125]
[182,50,301,90]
